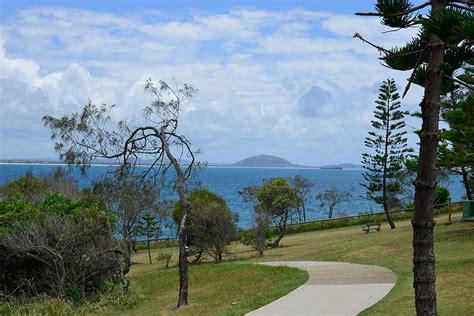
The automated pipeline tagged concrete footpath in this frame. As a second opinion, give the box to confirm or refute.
[246,261,396,316]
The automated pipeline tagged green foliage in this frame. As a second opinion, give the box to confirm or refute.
[378,4,473,94]
[375,0,417,28]
[0,196,37,233]
[41,193,79,216]
[255,178,299,217]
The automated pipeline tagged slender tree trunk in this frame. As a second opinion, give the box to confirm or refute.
[147,235,152,264]
[461,167,472,200]
[412,2,444,313]
[383,96,396,229]
[160,128,189,308]
[302,203,307,222]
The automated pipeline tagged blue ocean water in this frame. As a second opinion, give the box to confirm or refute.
[0,164,466,229]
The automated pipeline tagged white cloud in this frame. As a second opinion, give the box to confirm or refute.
[0,6,423,164]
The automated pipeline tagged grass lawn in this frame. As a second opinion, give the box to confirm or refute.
[106,263,307,316]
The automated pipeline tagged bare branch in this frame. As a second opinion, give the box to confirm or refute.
[402,47,427,98]
[353,33,390,54]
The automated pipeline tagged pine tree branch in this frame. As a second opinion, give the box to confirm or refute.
[448,3,474,12]
[355,2,430,17]
[402,47,427,98]
[353,33,390,54]
[444,74,474,90]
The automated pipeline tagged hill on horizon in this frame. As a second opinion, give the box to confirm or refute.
[232,155,300,168]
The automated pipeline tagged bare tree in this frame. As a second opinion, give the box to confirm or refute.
[316,188,352,219]
[290,175,314,222]
[42,79,198,307]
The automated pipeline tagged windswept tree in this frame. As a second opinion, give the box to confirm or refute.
[361,78,412,229]
[316,188,352,219]
[241,178,299,248]
[355,1,473,313]
[43,79,198,307]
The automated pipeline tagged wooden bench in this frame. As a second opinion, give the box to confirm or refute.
[362,222,381,233]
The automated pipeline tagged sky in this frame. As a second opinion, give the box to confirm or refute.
[0,0,426,165]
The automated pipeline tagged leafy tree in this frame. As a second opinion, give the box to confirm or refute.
[290,175,314,222]
[43,79,198,307]
[241,178,299,248]
[316,188,352,219]
[361,78,412,229]
[174,189,238,263]
[355,1,473,313]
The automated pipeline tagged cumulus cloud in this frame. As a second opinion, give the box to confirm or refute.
[0,6,422,164]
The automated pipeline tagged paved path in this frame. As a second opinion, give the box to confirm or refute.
[246,261,396,316]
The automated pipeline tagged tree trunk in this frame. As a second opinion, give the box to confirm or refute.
[160,128,189,308]
[147,236,152,264]
[461,166,472,200]
[272,232,284,248]
[383,95,396,229]
[272,213,288,248]
[412,2,444,313]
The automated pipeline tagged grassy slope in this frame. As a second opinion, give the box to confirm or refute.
[106,260,308,315]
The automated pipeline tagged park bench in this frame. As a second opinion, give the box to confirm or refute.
[362,222,381,233]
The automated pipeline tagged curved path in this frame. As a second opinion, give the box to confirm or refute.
[246,261,396,316]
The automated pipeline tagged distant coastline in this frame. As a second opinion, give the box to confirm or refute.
[0,155,364,170]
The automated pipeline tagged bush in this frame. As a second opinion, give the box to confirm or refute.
[174,189,239,263]
[0,172,129,302]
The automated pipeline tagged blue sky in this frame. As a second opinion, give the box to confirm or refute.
[0,1,424,165]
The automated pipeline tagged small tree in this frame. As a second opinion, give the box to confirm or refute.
[141,214,158,264]
[316,188,352,219]
[361,78,412,229]
[290,175,314,222]
[94,176,159,259]
[173,189,238,263]
[241,178,299,248]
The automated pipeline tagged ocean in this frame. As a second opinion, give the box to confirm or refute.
[0,163,466,229]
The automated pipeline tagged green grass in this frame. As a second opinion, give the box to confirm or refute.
[105,263,308,316]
